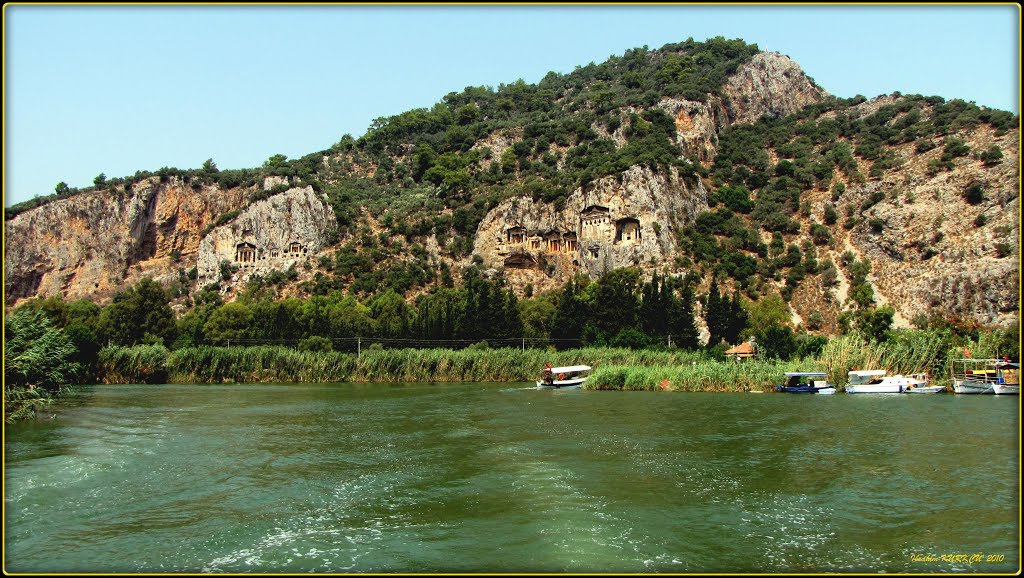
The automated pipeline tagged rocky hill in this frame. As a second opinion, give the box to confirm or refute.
[4,38,1019,333]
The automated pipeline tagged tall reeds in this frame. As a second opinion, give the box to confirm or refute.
[98,344,170,384]
[93,332,1007,390]
[585,359,816,392]
[96,345,715,384]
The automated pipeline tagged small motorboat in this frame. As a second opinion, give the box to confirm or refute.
[775,372,835,394]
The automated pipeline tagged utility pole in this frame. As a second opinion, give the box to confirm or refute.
[358,336,361,358]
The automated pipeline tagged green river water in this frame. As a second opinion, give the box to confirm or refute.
[3,383,1019,573]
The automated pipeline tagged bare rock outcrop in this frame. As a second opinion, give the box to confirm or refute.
[4,178,248,307]
[720,52,830,126]
[196,186,337,288]
[474,165,707,295]
[844,123,1020,327]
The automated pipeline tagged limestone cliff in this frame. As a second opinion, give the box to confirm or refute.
[472,52,828,295]
[4,178,248,307]
[655,53,830,163]
[719,52,829,127]
[196,186,337,289]
[474,166,707,294]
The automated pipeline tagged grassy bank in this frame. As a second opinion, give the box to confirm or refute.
[97,345,708,384]
[95,330,1009,390]
[584,359,817,392]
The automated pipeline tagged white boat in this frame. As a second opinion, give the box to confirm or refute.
[537,365,591,389]
[903,384,946,394]
[950,358,1017,394]
[992,383,1020,395]
[991,361,1019,395]
[846,370,929,393]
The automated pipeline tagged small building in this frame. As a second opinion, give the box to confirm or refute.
[235,242,257,264]
[545,231,562,253]
[563,232,578,253]
[725,338,757,362]
[506,226,526,245]
[614,217,642,245]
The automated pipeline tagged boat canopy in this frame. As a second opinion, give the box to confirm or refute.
[547,365,592,373]
[848,369,887,377]
[784,372,827,377]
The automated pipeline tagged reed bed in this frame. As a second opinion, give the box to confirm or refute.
[96,335,1001,389]
[98,344,171,384]
[97,345,715,384]
[818,331,983,386]
[585,359,817,392]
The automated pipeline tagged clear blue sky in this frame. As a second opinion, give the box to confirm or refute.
[4,4,1019,208]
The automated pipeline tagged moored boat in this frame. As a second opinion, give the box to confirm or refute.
[776,372,835,394]
[990,361,1019,395]
[903,384,946,394]
[950,358,1014,394]
[846,369,930,393]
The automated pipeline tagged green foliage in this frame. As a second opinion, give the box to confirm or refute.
[979,144,1003,165]
[97,278,177,346]
[97,344,170,384]
[4,308,81,421]
[297,336,333,352]
[855,305,895,342]
[963,182,985,205]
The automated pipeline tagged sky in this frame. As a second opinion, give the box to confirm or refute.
[4,4,1020,208]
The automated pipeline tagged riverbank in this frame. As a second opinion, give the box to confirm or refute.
[93,330,973,390]
[98,344,714,384]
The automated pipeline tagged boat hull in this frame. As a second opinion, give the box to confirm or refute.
[776,385,835,394]
[992,383,1020,395]
[536,378,586,389]
[952,379,993,394]
[846,384,904,394]
[903,386,946,394]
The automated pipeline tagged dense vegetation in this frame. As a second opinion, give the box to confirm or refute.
[4,308,81,421]
[5,37,1019,418]
[5,267,1017,418]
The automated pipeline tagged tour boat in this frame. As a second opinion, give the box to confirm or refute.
[537,365,591,389]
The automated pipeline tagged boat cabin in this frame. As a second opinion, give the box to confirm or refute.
[784,372,829,388]
[848,369,888,386]
[953,358,1019,385]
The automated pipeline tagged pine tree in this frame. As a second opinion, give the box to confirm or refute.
[672,282,699,349]
[705,278,729,346]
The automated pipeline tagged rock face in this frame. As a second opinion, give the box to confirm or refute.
[196,186,337,288]
[473,53,828,296]
[474,166,707,294]
[4,178,248,306]
[840,120,1020,327]
[649,53,829,165]
[719,52,830,126]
